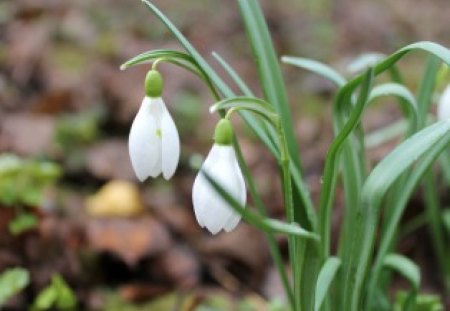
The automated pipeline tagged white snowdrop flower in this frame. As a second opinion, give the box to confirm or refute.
[192,119,247,234]
[437,85,450,121]
[128,70,180,181]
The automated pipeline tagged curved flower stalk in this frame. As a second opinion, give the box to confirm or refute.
[128,70,180,181]
[437,85,450,120]
[192,119,247,234]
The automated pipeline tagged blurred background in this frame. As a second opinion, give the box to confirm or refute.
[1,0,450,309]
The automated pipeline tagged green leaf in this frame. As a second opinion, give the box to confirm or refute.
[210,97,279,126]
[319,67,374,257]
[202,170,319,240]
[33,274,77,310]
[211,53,281,156]
[341,119,450,311]
[383,254,420,291]
[443,209,450,235]
[314,257,341,311]
[34,286,57,310]
[8,212,38,235]
[368,82,418,132]
[0,267,29,307]
[347,52,385,73]
[383,254,420,311]
[236,0,316,233]
[212,52,254,96]
[365,119,408,149]
[281,56,346,87]
[52,275,77,309]
[394,291,444,311]
[120,49,194,69]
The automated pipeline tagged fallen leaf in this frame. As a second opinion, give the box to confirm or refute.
[86,217,171,265]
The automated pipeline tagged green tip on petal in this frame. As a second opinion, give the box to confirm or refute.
[214,119,233,145]
[145,70,163,98]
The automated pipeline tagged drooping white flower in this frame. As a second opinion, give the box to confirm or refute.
[437,85,450,121]
[192,119,246,234]
[128,70,180,181]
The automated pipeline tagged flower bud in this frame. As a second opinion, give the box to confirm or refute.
[214,119,233,145]
[437,85,450,121]
[145,70,163,98]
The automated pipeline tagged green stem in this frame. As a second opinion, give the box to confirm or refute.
[423,172,450,291]
[277,124,301,311]
[233,136,296,309]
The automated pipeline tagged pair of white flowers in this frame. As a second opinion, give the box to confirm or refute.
[128,70,246,234]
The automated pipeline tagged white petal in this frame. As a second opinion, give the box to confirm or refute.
[192,145,222,228]
[128,97,159,181]
[160,100,180,180]
[224,159,246,232]
[192,145,246,234]
[438,85,450,120]
[147,98,164,178]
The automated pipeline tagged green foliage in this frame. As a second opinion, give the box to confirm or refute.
[54,107,104,152]
[393,291,443,311]
[125,1,450,310]
[8,212,38,235]
[443,209,450,235]
[0,154,61,207]
[33,274,77,310]
[0,267,30,307]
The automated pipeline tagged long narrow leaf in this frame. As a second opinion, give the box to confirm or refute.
[314,257,341,311]
[212,52,254,96]
[236,0,316,232]
[341,119,450,311]
[319,67,374,256]
[282,56,347,87]
[383,254,420,291]
[202,170,319,240]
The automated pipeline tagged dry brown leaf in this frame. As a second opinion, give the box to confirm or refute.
[86,217,171,265]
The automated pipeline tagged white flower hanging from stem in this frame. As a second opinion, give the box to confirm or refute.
[192,118,247,234]
[128,69,180,181]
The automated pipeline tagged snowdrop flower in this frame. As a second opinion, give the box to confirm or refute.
[437,85,450,120]
[128,70,180,181]
[192,119,247,234]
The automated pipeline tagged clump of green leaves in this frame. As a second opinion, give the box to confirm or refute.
[0,154,61,207]
[0,267,30,307]
[54,107,105,152]
[0,154,61,234]
[394,291,443,311]
[32,274,77,311]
